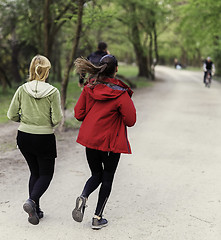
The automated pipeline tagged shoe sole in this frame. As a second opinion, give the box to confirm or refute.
[23,202,39,225]
[72,196,86,222]
[91,222,108,230]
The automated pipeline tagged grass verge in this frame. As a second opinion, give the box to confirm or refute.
[0,88,16,123]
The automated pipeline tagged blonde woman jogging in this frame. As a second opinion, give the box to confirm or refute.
[7,55,63,225]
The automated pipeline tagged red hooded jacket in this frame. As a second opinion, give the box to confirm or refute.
[74,78,136,154]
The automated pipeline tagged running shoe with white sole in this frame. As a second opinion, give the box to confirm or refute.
[91,217,108,230]
[72,196,87,222]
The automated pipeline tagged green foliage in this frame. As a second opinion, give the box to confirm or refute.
[0,87,15,123]
[53,75,82,109]
[158,0,221,70]
[77,1,126,59]
[117,64,152,88]
[117,64,138,77]
[213,42,221,76]
[133,78,153,88]
[2,0,221,96]
[82,1,116,28]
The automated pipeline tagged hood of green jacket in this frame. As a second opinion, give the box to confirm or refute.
[23,80,57,99]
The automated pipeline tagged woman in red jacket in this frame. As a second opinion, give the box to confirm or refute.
[72,55,136,229]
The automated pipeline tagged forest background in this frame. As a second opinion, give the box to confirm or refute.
[1,0,221,126]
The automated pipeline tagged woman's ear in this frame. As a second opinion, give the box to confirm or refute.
[114,66,118,77]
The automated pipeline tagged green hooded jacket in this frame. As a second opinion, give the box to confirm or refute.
[7,80,63,134]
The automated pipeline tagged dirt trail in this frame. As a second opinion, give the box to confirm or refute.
[1,66,221,240]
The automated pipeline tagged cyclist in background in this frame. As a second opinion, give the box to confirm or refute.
[203,57,215,85]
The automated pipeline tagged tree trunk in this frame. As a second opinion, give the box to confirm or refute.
[44,1,75,59]
[11,30,22,83]
[57,58,62,82]
[153,24,159,64]
[0,66,12,92]
[52,47,62,82]
[148,22,159,80]
[136,54,149,78]
[54,40,62,82]
[44,0,51,57]
[131,27,149,77]
[149,32,154,80]
[60,0,84,130]
[129,4,149,78]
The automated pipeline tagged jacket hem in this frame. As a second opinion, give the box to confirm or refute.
[18,122,54,134]
[76,140,132,154]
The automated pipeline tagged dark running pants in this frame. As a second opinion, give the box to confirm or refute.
[17,131,56,211]
[82,147,120,217]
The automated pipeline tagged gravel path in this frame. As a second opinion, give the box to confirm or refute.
[1,66,221,240]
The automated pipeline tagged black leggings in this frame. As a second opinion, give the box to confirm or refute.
[17,131,56,211]
[20,150,55,210]
[82,148,120,217]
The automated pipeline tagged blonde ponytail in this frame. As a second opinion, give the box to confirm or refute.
[28,55,51,82]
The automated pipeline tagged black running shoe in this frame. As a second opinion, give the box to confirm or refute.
[72,196,87,222]
[37,209,44,219]
[91,217,108,230]
[23,199,39,225]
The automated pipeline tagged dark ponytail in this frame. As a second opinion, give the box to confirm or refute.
[74,57,104,76]
[74,55,118,83]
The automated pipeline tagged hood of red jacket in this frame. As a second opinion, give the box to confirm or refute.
[86,78,133,101]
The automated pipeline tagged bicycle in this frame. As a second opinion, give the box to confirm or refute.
[205,70,212,88]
